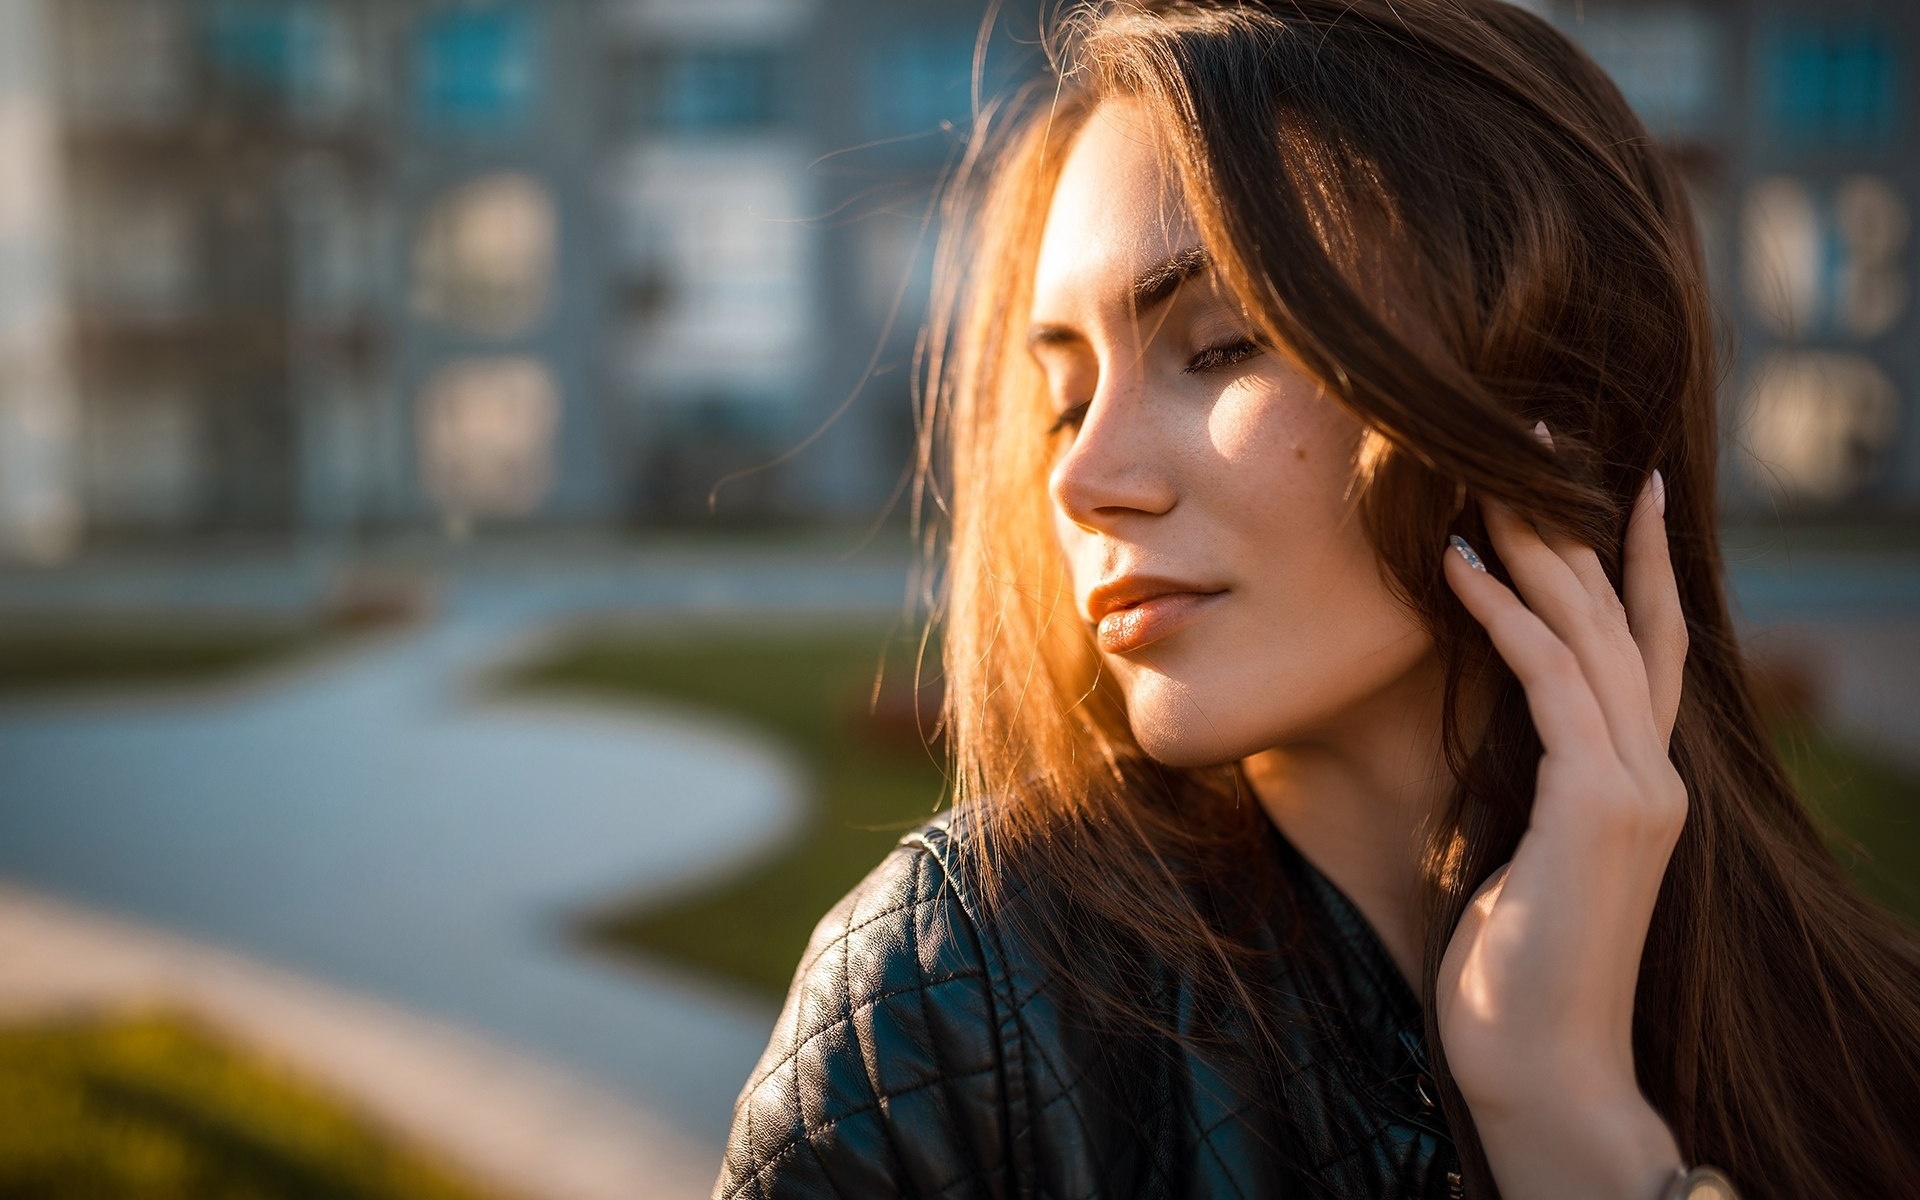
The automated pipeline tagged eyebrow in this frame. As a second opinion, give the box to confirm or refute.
[1027,245,1214,349]
[1129,245,1213,309]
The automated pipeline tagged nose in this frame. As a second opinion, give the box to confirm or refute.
[1047,353,1178,531]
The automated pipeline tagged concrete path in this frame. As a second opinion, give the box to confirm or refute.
[0,549,918,1192]
[0,882,719,1200]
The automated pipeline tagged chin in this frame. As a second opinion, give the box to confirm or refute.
[1120,673,1272,769]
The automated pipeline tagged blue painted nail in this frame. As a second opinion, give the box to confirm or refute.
[1448,535,1487,573]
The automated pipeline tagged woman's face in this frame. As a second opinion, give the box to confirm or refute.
[1032,99,1437,767]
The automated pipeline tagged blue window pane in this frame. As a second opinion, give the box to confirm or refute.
[1765,22,1902,147]
[637,49,786,134]
[862,31,974,140]
[204,0,323,103]
[415,4,536,133]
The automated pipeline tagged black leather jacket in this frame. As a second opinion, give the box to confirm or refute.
[716,812,1465,1198]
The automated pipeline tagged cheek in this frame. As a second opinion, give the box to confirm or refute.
[1204,378,1366,558]
[1206,378,1293,462]
[1206,375,1362,493]
[1125,384,1425,758]
[1121,580,1431,766]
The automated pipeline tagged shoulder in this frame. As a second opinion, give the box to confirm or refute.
[715,813,1014,1199]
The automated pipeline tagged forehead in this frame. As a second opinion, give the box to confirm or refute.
[1032,99,1199,317]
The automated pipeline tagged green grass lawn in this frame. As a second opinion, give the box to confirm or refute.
[511,626,1920,1001]
[1779,725,1920,922]
[0,1009,510,1200]
[509,624,949,999]
[0,621,328,699]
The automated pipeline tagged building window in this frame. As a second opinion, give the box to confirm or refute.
[1743,174,1908,340]
[72,190,198,318]
[416,357,558,524]
[202,0,358,120]
[629,47,788,135]
[82,388,203,527]
[1741,351,1899,502]
[1556,6,1722,140]
[414,4,536,133]
[862,30,974,140]
[412,172,557,337]
[1763,21,1901,147]
[59,0,191,126]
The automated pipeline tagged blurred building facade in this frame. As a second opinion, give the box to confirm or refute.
[1559,0,1918,516]
[0,0,1912,559]
[0,0,78,561]
[21,0,612,544]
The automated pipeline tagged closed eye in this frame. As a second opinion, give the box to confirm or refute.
[1047,399,1092,436]
[1183,338,1263,375]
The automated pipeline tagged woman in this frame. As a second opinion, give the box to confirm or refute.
[717,2,1920,1196]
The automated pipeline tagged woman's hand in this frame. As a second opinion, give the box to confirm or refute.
[1436,449,1690,1199]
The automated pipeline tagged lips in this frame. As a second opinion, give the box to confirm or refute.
[1086,575,1228,654]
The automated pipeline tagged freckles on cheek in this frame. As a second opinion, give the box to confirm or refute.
[1204,380,1323,464]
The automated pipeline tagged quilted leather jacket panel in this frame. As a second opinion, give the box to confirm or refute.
[716,815,1463,1199]
[718,838,1010,1198]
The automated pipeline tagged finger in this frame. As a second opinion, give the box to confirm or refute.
[1444,536,1614,762]
[1622,470,1687,743]
[1481,492,1594,614]
[1481,497,1661,758]
[1528,422,1618,603]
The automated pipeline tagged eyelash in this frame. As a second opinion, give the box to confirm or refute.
[1047,401,1091,436]
[1046,338,1263,435]
[1182,337,1263,375]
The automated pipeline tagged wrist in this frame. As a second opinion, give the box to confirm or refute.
[1473,1092,1683,1200]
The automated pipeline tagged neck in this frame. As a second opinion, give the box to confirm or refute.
[1241,652,1454,986]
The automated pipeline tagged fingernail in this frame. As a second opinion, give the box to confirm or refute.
[1651,469,1667,517]
[1532,420,1553,448]
[1448,534,1487,573]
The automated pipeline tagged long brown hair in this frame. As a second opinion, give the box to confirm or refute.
[916,1,1920,1196]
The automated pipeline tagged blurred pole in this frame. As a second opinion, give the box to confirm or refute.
[0,0,80,564]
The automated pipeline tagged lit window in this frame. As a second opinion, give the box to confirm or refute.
[1741,351,1899,502]
[412,172,557,337]
[1742,175,1909,340]
[1833,176,1910,337]
[416,357,558,522]
[1742,177,1822,337]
